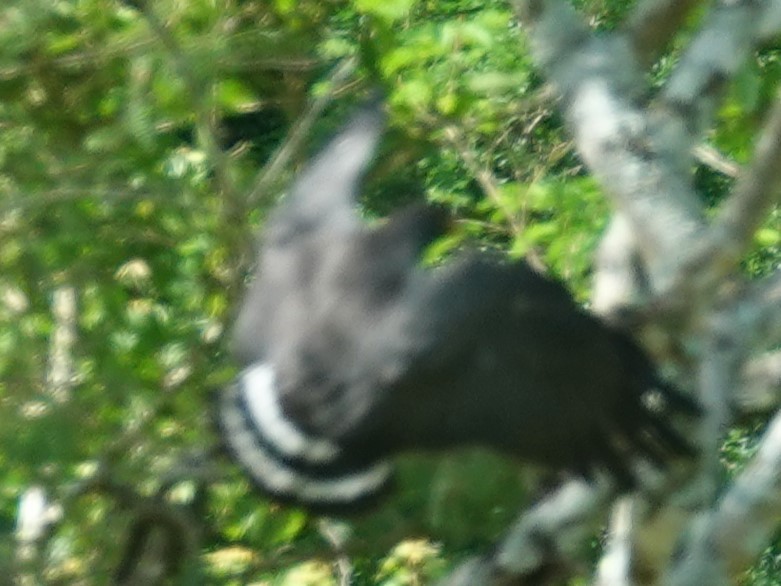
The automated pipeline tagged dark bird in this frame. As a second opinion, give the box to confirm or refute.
[216,102,699,511]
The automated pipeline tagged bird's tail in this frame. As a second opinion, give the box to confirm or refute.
[215,363,394,512]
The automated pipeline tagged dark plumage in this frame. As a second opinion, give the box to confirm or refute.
[216,103,699,511]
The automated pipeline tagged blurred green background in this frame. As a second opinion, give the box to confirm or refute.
[1,0,779,583]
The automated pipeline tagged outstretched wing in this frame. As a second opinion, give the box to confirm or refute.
[346,255,699,487]
[231,102,385,367]
[219,102,444,509]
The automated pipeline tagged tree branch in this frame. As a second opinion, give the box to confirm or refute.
[666,91,781,302]
[595,497,633,586]
[624,0,703,67]
[666,407,781,586]
[737,350,781,413]
[437,479,613,585]
[246,57,358,208]
[756,0,781,41]
[318,519,353,586]
[661,1,770,140]
[698,309,745,500]
[692,143,741,178]
[663,267,781,582]
[592,214,644,317]
[512,0,705,290]
[46,287,77,404]
[747,268,781,351]
[440,124,526,236]
[714,89,781,266]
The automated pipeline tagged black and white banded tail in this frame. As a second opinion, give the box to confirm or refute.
[217,363,393,510]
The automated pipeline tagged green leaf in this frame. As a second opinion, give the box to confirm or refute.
[217,79,257,111]
[755,227,781,247]
[355,0,416,22]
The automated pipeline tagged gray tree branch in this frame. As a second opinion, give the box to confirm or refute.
[463,3,781,586]
[592,214,643,317]
[624,0,703,67]
[666,408,781,585]
[437,479,613,585]
[665,267,781,581]
[668,91,781,300]
[595,497,633,586]
[662,1,772,140]
[46,287,77,404]
[513,0,705,290]
[745,261,781,349]
[737,351,781,413]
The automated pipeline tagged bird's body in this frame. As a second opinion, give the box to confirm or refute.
[217,103,698,511]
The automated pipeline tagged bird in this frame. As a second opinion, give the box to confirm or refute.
[216,101,699,512]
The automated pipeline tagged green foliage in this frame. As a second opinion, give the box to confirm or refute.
[1,0,779,583]
[375,539,446,585]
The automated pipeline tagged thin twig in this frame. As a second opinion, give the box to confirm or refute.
[246,57,358,207]
[693,144,741,178]
[714,89,781,263]
[134,1,240,219]
[46,287,77,404]
[595,497,633,586]
[318,518,353,586]
[624,0,702,67]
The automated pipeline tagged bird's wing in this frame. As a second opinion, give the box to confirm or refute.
[306,255,698,487]
[218,102,397,510]
[218,217,415,511]
[356,254,577,381]
[267,102,385,246]
[269,255,571,443]
[231,102,385,365]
